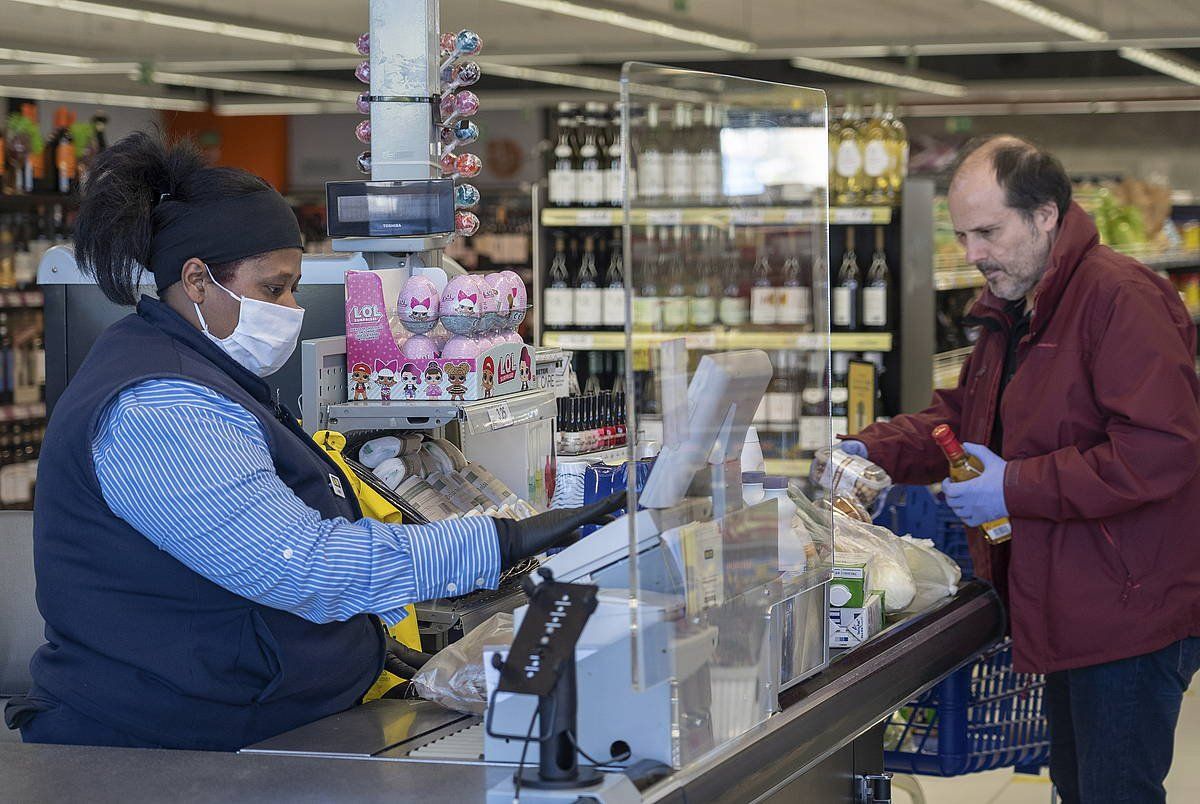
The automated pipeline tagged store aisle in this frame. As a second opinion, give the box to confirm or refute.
[903,689,1200,803]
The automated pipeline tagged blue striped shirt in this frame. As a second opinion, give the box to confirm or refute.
[91,379,501,627]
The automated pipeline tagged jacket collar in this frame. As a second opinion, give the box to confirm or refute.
[136,295,273,406]
[966,201,1099,333]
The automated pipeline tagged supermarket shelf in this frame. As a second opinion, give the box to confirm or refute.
[764,458,812,477]
[933,248,1200,285]
[541,329,893,352]
[932,267,986,291]
[932,346,973,390]
[0,193,78,211]
[1142,250,1200,270]
[325,390,554,434]
[540,205,893,228]
[0,290,43,309]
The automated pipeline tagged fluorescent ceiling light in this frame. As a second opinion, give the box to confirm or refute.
[477,61,623,93]
[978,0,1108,43]
[0,82,205,111]
[214,101,338,116]
[149,71,354,102]
[0,46,96,65]
[4,0,356,54]
[790,56,967,97]
[1118,47,1200,87]
[491,0,756,54]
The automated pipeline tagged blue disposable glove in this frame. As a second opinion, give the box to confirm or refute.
[941,442,1009,527]
[838,440,869,459]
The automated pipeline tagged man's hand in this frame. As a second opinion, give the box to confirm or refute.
[942,443,1009,527]
[492,491,628,569]
[838,440,869,459]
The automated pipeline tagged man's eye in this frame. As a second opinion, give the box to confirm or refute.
[265,285,284,296]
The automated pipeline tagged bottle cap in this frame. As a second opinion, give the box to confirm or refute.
[741,471,765,484]
[763,475,789,490]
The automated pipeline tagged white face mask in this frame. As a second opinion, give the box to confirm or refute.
[193,266,304,378]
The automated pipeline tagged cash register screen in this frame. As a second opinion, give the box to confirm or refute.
[326,179,455,237]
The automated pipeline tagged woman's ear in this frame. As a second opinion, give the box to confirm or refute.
[180,258,209,304]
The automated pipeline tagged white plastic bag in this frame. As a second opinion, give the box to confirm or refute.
[833,511,916,613]
[897,536,961,614]
[411,613,514,714]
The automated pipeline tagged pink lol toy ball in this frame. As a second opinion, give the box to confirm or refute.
[402,334,438,361]
[397,275,440,334]
[439,274,483,336]
[441,335,483,361]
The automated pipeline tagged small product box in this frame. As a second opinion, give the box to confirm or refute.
[829,591,884,649]
[829,556,871,608]
[345,268,535,403]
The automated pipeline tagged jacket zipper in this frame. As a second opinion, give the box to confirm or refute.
[1099,522,1139,602]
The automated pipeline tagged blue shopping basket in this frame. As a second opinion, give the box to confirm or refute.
[879,486,1051,776]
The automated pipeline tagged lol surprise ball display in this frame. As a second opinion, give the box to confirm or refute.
[476,274,501,333]
[350,362,371,401]
[481,356,496,399]
[423,363,445,398]
[428,321,452,354]
[500,270,528,328]
[441,334,483,362]
[444,362,471,403]
[439,274,483,336]
[402,334,439,362]
[486,272,511,326]
[399,363,420,400]
[397,275,440,334]
[373,360,398,401]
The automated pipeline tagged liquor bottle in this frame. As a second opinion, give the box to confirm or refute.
[666,103,694,204]
[863,226,891,331]
[833,227,861,331]
[688,226,718,329]
[833,94,865,206]
[718,226,749,327]
[861,97,890,206]
[750,235,779,326]
[548,103,577,207]
[576,104,605,208]
[44,108,73,195]
[776,246,812,329]
[574,234,603,328]
[932,424,1013,544]
[602,237,626,330]
[830,352,850,438]
[0,220,13,293]
[637,103,665,200]
[883,93,908,202]
[798,352,828,454]
[0,116,7,196]
[694,103,722,205]
[543,233,575,329]
[605,104,625,208]
[766,351,796,428]
[661,226,691,332]
[614,391,628,446]
[0,313,11,406]
[632,228,664,331]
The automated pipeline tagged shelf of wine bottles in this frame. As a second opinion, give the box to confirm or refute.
[541,206,894,228]
[543,329,892,352]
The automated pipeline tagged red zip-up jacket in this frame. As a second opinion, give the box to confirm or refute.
[853,202,1200,673]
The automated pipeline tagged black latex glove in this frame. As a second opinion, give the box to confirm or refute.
[492,490,629,570]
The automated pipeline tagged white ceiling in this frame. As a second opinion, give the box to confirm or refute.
[0,0,1197,112]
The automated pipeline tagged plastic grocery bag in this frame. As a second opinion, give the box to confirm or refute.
[897,536,962,614]
[833,511,916,613]
[411,613,514,715]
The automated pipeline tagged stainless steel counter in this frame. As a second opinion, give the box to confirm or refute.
[0,582,1003,803]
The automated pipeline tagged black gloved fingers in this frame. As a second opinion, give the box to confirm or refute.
[584,489,631,520]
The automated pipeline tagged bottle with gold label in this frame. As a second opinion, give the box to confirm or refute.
[883,93,908,203]
[932,424,1013,544]
[861,97,891,206]
[833,93,865,206]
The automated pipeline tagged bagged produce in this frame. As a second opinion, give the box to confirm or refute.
[810,447,893,517]
[897,536,961,614]
[832,511,916,613]
[411,613,513,714]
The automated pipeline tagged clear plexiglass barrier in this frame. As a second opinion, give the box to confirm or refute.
[617,63,834,768]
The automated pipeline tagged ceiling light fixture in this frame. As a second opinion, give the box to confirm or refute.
[977,0,1108,43]
[4,0,356,54]
[148,71,354,102]
[0,46,96,65]
[1118,47,1200,87]
[0,81,205,111]
[790,56,968,97]
[490,0,756,53]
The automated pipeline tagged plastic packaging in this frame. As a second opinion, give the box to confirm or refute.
[898,536,962,614]
[359,436,402,469]
[832,511,916,613]
[411,612,513,715]
[810,447,893,517]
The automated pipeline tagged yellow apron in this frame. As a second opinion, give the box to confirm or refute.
[313,430,422,702]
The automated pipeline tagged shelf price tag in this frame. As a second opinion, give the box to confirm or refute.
[731,209,765,225]
[646,209,683,225]
[487,402,513,429]
[553,333,595,350]
[785,208,818,225]
[686,331,718,349]
[833,207,875,224]
[577,209,617,226]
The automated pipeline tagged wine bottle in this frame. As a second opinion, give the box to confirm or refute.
[601,237,626,330]
[688,226,718,329]
[666,102,694,204]
[833,227,861,331]
[661,225,691,332]
[543,233,575,330]
[605,104,624,208]
[574,234,603,328]
[862,96,890,206]
[632,228,664,331]
[637,104,665,200]
[799,352,828,454]
[776,247,812,328]
[548,103,577,207]
[863,227,891,331]
[830,352,850,438]
[883,92,908,203]
[932,424,1013,544]
[718,226,749,327]
[833,94,865,206]
[695,103,722,205]
[577,104,605,208]
[750,234,780,326]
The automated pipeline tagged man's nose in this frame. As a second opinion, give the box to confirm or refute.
[964,236,988,266]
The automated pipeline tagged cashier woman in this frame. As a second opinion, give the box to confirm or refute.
[3,131,621,750]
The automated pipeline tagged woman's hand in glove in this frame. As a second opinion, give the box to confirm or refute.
[492,490,629,570]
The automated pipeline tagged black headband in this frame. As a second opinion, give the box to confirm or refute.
[149,190,303,292]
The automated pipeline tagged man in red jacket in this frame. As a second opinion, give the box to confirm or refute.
[844,135,1200,803]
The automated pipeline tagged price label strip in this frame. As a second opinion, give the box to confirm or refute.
[486,401,513,429]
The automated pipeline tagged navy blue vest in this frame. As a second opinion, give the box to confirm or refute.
[29,297,384,750]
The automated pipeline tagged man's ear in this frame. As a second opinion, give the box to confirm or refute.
[1033,201,1059,235]
[180,258,209,304]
